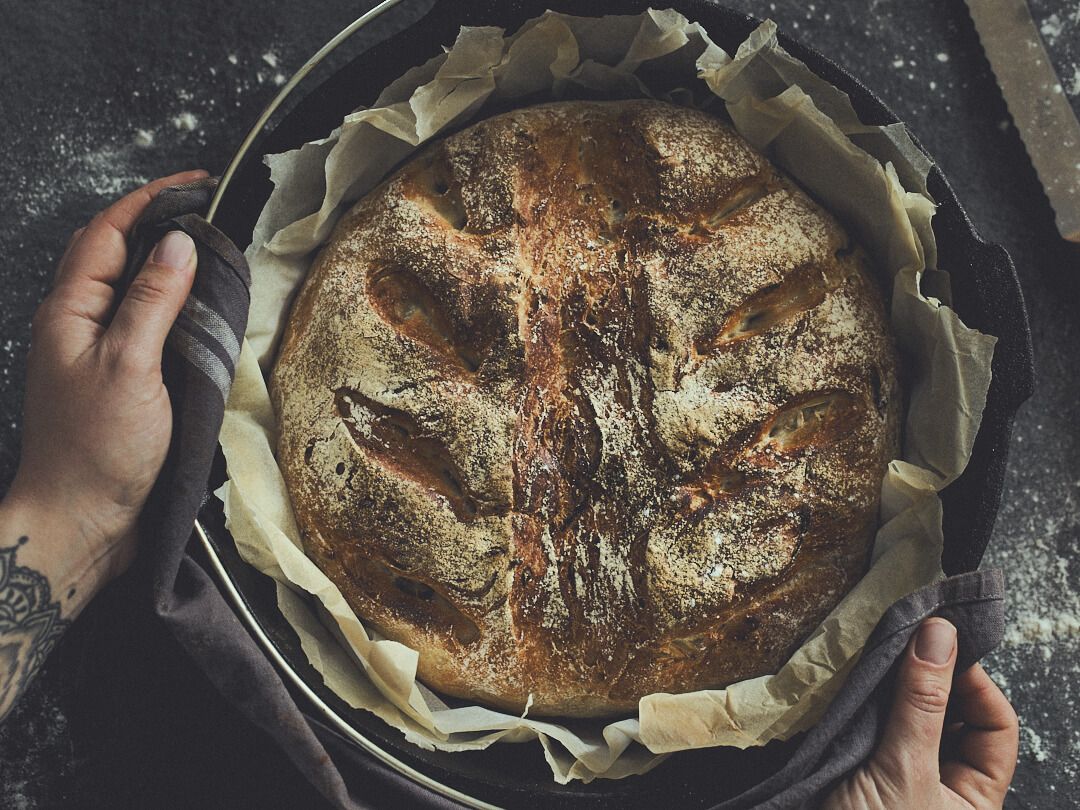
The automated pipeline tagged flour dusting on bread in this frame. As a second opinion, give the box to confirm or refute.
[270,100,901,718]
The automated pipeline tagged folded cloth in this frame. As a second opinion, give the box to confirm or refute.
[120,177,1007,810]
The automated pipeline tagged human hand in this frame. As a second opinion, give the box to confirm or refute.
[5,170,207,587]
[824,618,1019,810]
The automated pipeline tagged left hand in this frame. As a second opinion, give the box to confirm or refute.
[6,170,207,582]
[824,618,1019,810]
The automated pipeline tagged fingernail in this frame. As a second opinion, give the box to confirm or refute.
[152,230,195,270]
[915,619,956,664]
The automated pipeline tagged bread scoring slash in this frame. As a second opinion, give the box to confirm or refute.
[270,100,901,718]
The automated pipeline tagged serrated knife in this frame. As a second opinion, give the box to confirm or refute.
[965,0,1080,242]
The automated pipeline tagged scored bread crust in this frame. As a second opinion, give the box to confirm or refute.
[270,100,902,718]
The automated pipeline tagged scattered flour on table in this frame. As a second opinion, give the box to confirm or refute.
[1032,1,1080,104]
[14,133,150,224]
[1024,726,1051,764]
[10,45,292,232]
[0,688,71,810]
[993,477,1080,647]
[1041,13,1065,43]
[80,147,151,197]
[1067,65,1080,97]
[983,443,1080,790]
[172,111,199,131]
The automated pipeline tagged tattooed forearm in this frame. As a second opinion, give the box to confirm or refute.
[0,537,70,722]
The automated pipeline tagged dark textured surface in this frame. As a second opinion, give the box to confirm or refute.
[0,1,1077,808]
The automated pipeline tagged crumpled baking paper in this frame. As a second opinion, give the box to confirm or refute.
[214,8,997,783]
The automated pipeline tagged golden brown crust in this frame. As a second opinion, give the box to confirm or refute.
[270,100,902,718]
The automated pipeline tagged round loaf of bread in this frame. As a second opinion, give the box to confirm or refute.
[270,99,901,718]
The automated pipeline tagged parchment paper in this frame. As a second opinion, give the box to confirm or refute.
[215,9,997,783]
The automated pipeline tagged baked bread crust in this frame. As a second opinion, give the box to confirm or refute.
[270,100,901,718]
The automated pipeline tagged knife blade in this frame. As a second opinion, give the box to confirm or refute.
[965,0,1080,242]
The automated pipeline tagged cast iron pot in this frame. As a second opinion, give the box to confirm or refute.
[195,1,1035,807]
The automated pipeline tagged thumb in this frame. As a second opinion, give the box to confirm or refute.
[874,618,958,784]
[106,230,197,366]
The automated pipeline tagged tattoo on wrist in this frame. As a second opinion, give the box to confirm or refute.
[0,537,70,722]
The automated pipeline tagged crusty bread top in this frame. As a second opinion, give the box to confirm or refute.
[270,99,901,718]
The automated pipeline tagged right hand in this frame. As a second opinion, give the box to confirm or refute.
[824,618,1018,809]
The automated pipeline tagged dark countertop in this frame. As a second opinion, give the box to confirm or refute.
[1,1,1077,808]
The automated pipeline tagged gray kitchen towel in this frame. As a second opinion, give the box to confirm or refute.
[123,177,1007,810]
